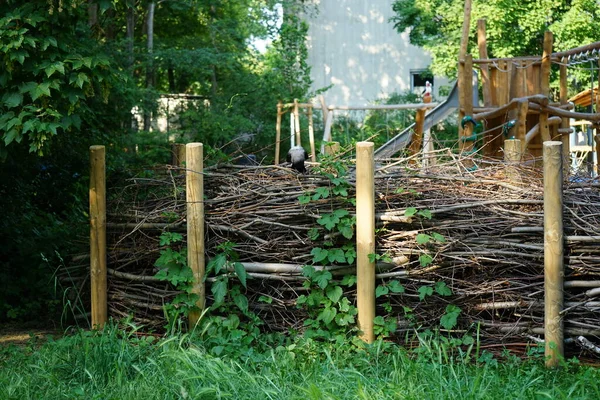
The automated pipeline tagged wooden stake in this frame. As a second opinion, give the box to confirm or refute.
[319,95,328,126]
[504,139,522,182]
[516,100,529,153]
[559,59,570,171]
[356,142,375,344]
[307,105,316,162]
[186,143,205,328]
[275,102,282,164]
[90,145,107,329]
[477,19,492,107]
[459,55,475,157]
[410,108,426,156]
[171,143,186,167]
[541,31,553,98]
[543,141,564,368]
[324,141,340,156]
[294,99,301,146]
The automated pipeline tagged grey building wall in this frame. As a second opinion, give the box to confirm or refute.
[304,0,449,105]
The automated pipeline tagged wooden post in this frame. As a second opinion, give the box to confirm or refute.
[516,100,529,153]
[459,0,472,60]
[275,102,282,164]
[540,31,553,143]
[186,143,205,328]
[356,142,375,344]
[477,19,492,107]
[324,141,340,156]
[171,143,186,167]
[319,95,329,126]
[410,108,426,156]
[294,98,301,146]
[290,108,295,147]
[307,105,316,162]
[543,141,564,368]
[504,139,522,182]
[459,55,475,157]
[90,145,107,329]
[322,110,334,153]
[559,60,570,166]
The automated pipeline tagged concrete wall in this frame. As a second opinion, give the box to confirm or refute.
[304,0,450,106]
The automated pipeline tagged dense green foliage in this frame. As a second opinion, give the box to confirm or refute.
[1,326,599,399]
[0,0,314,322]
[391,0,600,85]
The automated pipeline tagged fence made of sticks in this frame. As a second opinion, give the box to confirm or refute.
[84,141,600,364]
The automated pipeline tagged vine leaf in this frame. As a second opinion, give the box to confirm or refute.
[233,262,248,288]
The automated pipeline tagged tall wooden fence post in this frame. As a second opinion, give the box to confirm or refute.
[543,141,564,368]
[308,105,316,162]
[356,141,375,343]
[90,145,107,329]
[275,101,282,165]
[187,143,205,328]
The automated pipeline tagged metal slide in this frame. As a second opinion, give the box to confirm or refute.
[374,78,476,159]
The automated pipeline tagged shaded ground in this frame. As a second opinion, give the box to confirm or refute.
[0,322,63,347]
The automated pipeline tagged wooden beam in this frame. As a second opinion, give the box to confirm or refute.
[275,102,282,164]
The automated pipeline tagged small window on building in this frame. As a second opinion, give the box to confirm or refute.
[411,70,434,94]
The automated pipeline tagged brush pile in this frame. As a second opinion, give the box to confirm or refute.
[101,157,600,355]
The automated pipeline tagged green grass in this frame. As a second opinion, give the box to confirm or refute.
[0,326,598,400]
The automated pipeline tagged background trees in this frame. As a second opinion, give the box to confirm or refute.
[0,0,313,322]
[391,0,600,90]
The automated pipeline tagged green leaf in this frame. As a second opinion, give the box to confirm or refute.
[315,271,332,289]
[207,253,227,275]
[307,228,319,240]
[404,207,417,217]
[3,128,18,146]
[338,221,354,239]
[367,253,377,263]
[31,82,51,101]
[327,248,346,264]
[344,247,356,265]
[312,187,330,200]
[416,233,431,245]
[318,306,337,324]
[310,247,328,263]
[375,285,389,298]
[258,295,272,304]
[373,315,385,325]
[419,254,433,267]
[233,293,249,313]
[333,209,349,218]
[211,278,227,306]
[388,280,405,293]
[233,262,248,288]
[435,281,452,296]
[335,313,354,326]
[317,213,339,230]
[418,209,432,219]
[302,265,316,278]
[440,305,461,330]
[432,232,446,243]
[3,92,23,108]
[418,285,433,301]
[298,194,311,204]
[340,275,356,287]
[326,285,343,303]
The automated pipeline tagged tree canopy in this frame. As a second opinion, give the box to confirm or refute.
[391,0,600,79]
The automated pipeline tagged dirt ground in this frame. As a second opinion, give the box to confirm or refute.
[0,322,63,347]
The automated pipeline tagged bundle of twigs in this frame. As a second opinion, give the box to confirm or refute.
[100,156,600,355]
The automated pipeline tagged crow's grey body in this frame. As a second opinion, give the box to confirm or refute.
[287,146,309,173]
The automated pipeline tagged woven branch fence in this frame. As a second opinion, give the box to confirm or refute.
[70,149,600,357]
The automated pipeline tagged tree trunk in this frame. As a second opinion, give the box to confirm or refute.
[87,0,98,27]
[126,4,135,68]
[143,1,156,131]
